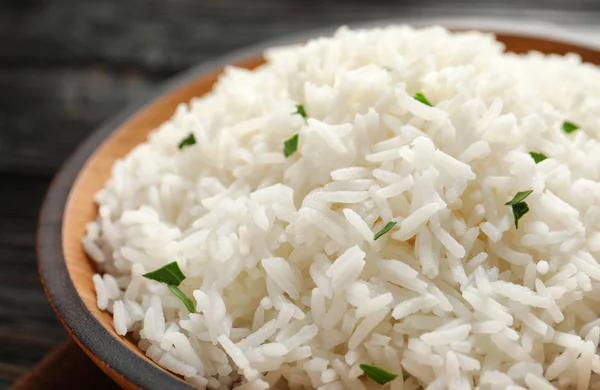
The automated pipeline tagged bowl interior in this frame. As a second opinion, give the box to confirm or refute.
[55,31,600,387]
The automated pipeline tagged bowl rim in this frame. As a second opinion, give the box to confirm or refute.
[37,17,600,389]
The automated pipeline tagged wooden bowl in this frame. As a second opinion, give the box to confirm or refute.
[37,20,600,389]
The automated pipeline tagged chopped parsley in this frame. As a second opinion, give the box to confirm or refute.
[510,202,530,229]
[284,134,299,158]
[178,133,196,150]
[505,190,533,229]
[529,152,547,164]
[374,221,397,241]
[360,364,398,385]
[295,104,307,119]
[168,285,197,313]
[505,190,533,206]
[413,92,432,107]
[142,262,186,286]
[562,121,580,134]
[143,262,195,313]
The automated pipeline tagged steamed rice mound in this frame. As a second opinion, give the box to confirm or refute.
[85,26,600,389]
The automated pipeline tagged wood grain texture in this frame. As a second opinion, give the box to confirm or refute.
[0,174,68,389]
[5,0,600,388]
[0,68,157,175]
[44,31,600,389]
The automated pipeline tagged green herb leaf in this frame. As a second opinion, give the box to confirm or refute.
[562,121,580,134]
[505,190,533,206]
[505,190,533,229]
[360,364,398,385]
[382,66,393,72]
[284,134,299,158]
[143,262,186,286]
[529,152,547,164]
[143,263,195,313]
[414,92,432,107]
[510,201,530,229]
[374,221,397,241]
[178,133,196,149]
[295,104,307,119]
[168,285,196,313]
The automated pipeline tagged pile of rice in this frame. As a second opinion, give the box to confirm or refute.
[85,26,600,389]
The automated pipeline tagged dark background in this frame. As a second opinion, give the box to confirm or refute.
[1,0,600,388]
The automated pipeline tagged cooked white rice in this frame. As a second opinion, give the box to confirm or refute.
[85,25,600,389]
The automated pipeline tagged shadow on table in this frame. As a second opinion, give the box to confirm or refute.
[12,340,119,390]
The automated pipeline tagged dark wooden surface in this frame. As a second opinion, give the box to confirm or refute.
[2,0,600,388]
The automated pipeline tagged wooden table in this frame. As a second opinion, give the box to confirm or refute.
[1,0,600,387]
